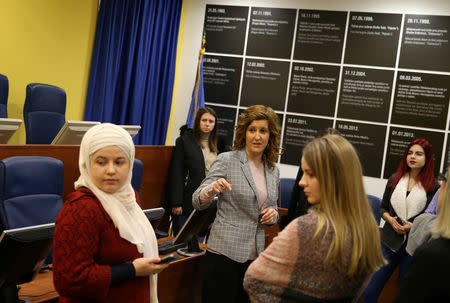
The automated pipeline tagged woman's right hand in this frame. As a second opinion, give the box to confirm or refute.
[172,207,182,215]
[388,216,406,235]
[132,257,169,276]
[211,178,232,194]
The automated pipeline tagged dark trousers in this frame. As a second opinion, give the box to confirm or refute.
[202,251,252,303]
[362,244,411,303]
[172,213,189,236]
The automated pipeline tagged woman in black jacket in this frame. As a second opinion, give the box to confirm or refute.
[166,107,219,235]
[363,138,439,302]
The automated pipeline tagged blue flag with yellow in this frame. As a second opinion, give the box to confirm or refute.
[186,39,206,128]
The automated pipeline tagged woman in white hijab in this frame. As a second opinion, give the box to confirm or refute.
[53,123,167,303]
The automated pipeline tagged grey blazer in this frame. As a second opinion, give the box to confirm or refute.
[192,149,280,263]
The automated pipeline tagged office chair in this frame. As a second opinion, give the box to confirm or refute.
[0,156,64,231]
[367,194,382,225]
[0,156,64,265]
[0,74,8,118]
[132,158,143,195]
[23,83,66,144]
[280,178,296,208]
[131,158,167,238]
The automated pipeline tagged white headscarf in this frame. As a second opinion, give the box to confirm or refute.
[75,123,158,303]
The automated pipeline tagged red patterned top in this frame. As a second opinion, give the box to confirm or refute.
[53,188,150,303]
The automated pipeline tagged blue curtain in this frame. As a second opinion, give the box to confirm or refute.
[84,0,182,145]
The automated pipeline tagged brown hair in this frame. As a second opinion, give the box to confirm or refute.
[193,107,218,153]
[232,105,281,168]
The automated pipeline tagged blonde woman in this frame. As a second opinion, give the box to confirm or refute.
[244,135,386,302]
[395,167,450,302]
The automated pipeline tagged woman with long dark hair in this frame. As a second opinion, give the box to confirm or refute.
[363,138,439,302]
[166,106,219,235]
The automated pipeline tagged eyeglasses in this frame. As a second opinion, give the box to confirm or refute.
[438,173,447,186]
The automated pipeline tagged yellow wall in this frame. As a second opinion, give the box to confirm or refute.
[165,0,187,145]
[0,0,98,144]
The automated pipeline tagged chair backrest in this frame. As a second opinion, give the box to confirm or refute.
[132,158,143,195]
[0,74,8,118]
[280,178,296,208]
[367,194,382,225]
[0,156,64,231]
[23,83,66,144]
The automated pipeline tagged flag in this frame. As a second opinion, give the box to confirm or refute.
[186,37,206,128]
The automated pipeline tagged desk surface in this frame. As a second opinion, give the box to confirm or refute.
[18,270,57,303]
[19,239,206,303]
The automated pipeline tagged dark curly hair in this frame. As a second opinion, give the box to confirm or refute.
[232,105,281,168]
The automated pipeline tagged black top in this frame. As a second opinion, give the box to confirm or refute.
[166,125,229,215]
[110,262,135,285]
[395,237,450,302]
[279,164,311,230]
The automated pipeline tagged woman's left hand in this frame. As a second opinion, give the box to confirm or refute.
[259,208,277,225]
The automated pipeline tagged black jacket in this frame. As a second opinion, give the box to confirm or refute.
[395,237,450,302]
[380,174,439,252]
[166,126,206,215]
[279,163,311,230]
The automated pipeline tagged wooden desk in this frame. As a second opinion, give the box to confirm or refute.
[0,145,173,210]
[264,207,288,247]
[158,249,205,303]
[18,242,206,303]
[18,270,58,303]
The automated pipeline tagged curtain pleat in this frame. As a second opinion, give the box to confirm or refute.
[84,0,182,145]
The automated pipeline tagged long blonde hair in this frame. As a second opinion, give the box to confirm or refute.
[302,135,386,277]
[431,167,450,239]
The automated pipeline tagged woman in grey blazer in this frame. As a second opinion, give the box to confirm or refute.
[193,105,281,303]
